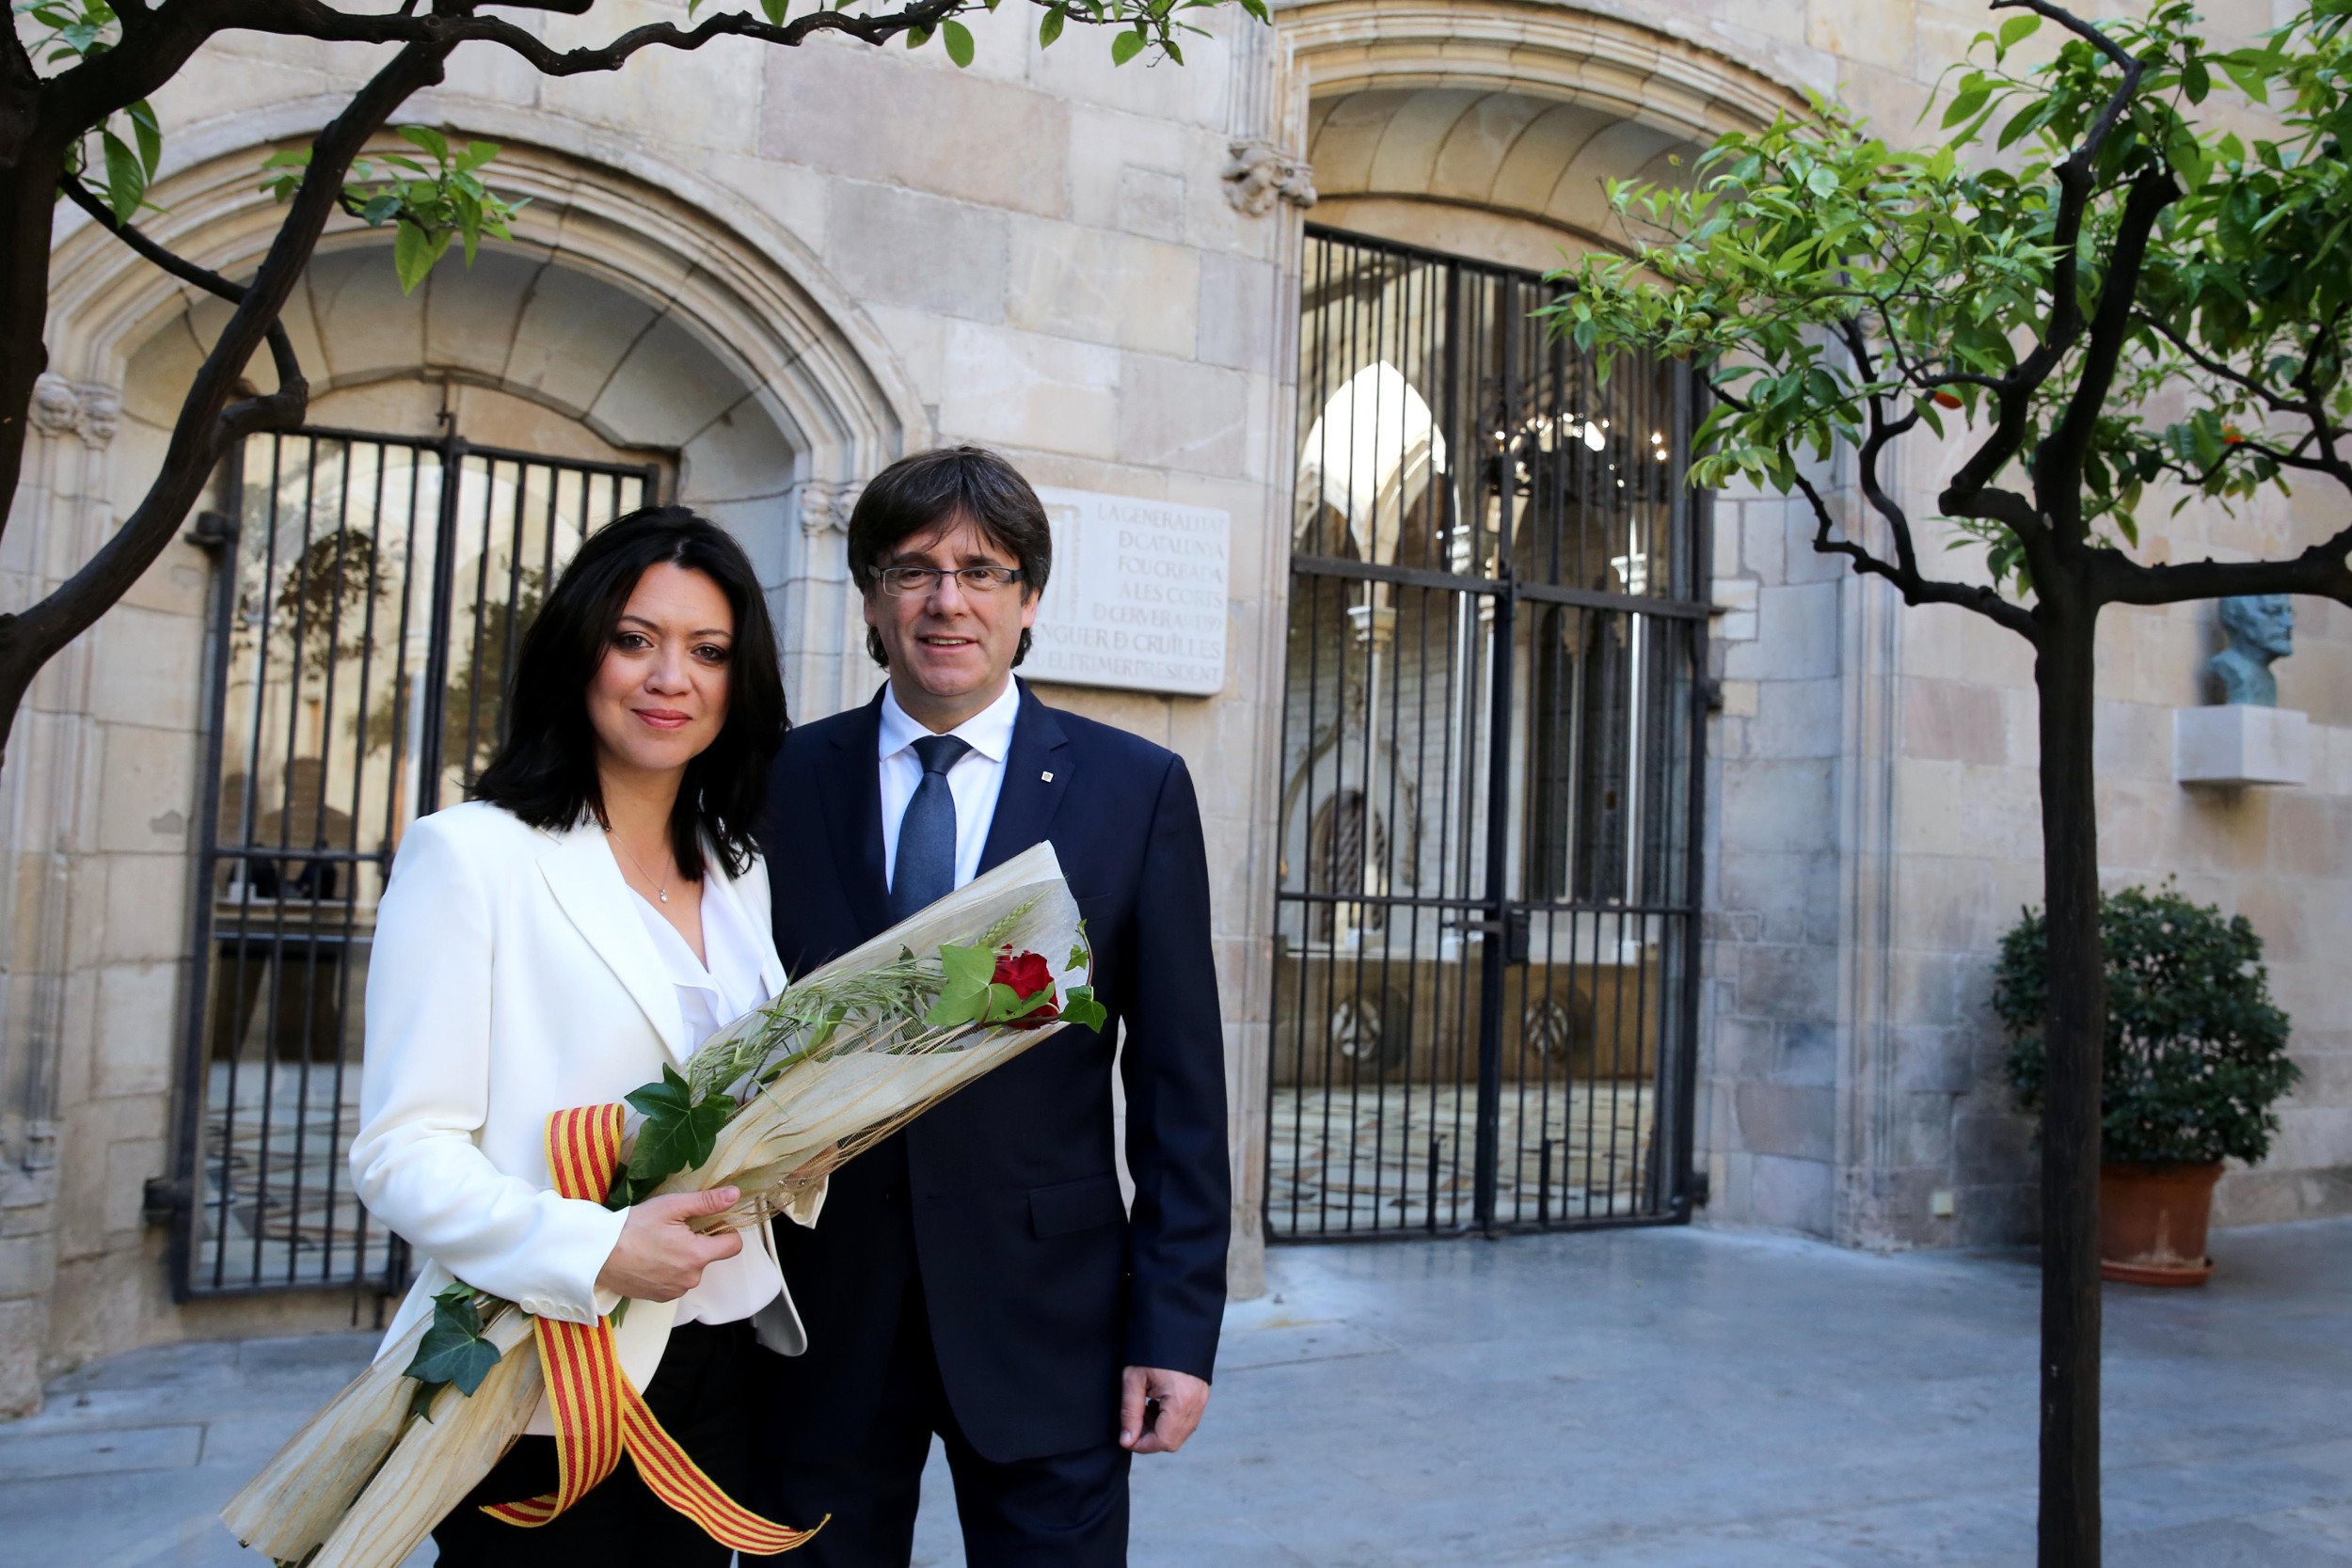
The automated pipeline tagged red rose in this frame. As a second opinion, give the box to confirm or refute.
[992,947,1058,1026]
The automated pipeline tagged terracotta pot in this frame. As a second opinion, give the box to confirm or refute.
[2099,1161,2223,1286]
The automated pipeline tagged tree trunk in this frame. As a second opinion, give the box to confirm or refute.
[0,141,65,528]
[2033,592,2106,1568]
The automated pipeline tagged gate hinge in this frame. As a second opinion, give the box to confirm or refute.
[1685,1169,1712,1210]
[186,510,239,554]
[142,1175,191,1224]
[1695,675,1724,714]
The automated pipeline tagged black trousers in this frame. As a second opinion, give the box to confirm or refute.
[432,1320,756,1568]
[749,1272,1132,1568]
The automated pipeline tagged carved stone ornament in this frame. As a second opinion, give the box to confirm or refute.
[30,375,81,438]
[1222,139,1318,216]
[78,389,120,448]
[797,480,862,535]
[28,375,121,447]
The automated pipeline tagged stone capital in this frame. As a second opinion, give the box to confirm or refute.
[28,375,122,448]
[1222,139,1317,216]
[797,479,862,536]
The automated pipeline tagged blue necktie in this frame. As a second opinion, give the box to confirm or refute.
[889,734,972,920]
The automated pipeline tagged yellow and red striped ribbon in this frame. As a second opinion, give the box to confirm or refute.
[481,1102,820,1554]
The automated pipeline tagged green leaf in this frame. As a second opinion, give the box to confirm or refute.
[360,191,402,225]
[400,1285,502,1404]
[1059,985,1107,1033]
[905,23,931,47]
[759,0,788,21]
[1940,85,1991,131]
[397,124,451,164]
[391,219,445,294]
[100,128,143,221]
[1110,28,1145,66]
[923,942,1000,1029]
[260,147,313,170]
[2182,55,2210,104]
[623,1065,734,1190]
[1237,0,1268,20]
[942,18,975,67]
[127,99,161,179]
[1995,13,2039,52]
[1039,6,1064,46]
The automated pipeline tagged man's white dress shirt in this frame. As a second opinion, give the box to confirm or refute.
[877,677,1020,894]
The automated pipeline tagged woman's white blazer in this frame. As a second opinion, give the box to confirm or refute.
[350,800,807,1423]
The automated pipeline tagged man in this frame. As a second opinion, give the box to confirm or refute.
[750,446,1230,1566]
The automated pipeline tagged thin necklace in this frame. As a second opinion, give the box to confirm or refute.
[608,829,674,904]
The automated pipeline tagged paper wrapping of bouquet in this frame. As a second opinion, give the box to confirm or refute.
[479,1102,823,1553]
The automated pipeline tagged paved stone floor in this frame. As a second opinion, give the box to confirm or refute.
[5,1217,2350,1566]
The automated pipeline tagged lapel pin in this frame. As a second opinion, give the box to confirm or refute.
[1041,770,1055,783]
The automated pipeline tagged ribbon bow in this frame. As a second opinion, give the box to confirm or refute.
[482,1103,821,1553]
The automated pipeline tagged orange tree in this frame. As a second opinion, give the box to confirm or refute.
[1555,3,2352,1562]
[0,0,1257,768]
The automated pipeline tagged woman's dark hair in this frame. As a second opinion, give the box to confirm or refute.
[845,445,1052,669]
[472,505,786,881]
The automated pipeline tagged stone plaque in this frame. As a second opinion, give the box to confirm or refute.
[1025,486,1229,696]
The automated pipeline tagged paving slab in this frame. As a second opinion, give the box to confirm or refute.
[1,1218,2346,1566]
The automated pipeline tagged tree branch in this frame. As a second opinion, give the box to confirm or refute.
[2036,166,2180,540]
[57,170,307,401]
[2,35,453,701]
[1783,460,2038,636]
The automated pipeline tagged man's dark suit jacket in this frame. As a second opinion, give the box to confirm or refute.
[755,680,1230,1463]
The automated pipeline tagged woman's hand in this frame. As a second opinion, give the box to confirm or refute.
[596,1186,745,1302]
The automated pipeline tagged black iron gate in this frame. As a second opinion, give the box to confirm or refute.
[1268,227,1708,1240]
[168,427,657,1297]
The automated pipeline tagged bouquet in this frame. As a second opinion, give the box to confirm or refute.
[222,842,1099,1568]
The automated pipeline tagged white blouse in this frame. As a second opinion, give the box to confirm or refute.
[627,867,781,1327]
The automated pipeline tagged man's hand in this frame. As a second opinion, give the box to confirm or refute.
[1119,1365,1209,1454]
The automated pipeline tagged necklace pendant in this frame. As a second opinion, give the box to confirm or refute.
[658,890,669,903]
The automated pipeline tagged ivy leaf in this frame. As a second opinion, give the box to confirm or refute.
[401,1284,502,1417]
[942,18,975,67]
[624,1065,734,1190]
[1059,985,1108,1033]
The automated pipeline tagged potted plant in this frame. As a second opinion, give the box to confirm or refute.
[1994,884,2297,1286]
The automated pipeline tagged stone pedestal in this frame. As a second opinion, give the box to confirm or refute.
[2173,705,2311,787]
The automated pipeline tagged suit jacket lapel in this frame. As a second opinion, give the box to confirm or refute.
[819,692,893,942]
[537,821,691,1062]
[978,682,1072,875]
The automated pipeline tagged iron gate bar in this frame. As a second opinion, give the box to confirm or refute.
[1270,224,1708,1243]
[168,426,657,1301]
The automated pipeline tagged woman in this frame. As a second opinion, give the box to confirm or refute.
[349,506,805,1566]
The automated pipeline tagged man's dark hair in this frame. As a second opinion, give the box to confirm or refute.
[846,445,1052,669]
[472,505,787,881]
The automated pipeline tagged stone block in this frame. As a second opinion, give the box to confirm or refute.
[1196,252,1278,372]
[95,725,197,856]
[1719,757,1835,855]
[2175,704,2312,786]
[1119,166,1189,244]
[1006,220,1199,358]
[538,0,763,153]
[826,182,1009,323]
[1954,1107,2035,1183]
[676,394,798,507]
[1749,1152,1834,1234]
[100,856,190,966]
[1117,355,1250,476]
[1903,677,2008,766]
[1734,1083,1835,1161]
[93,962,179,1101]
[1753,677,1842,760]
[937,322,1120,456]
[762,35,1070,219]
[302,245,426,388]
[1735,942,1837,1026]
[503,262,660,420]
[587,311,747,451]
[87,607,201,732]
[421,247,539,383]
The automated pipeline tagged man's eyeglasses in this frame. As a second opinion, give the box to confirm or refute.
[877,564,1025,597]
